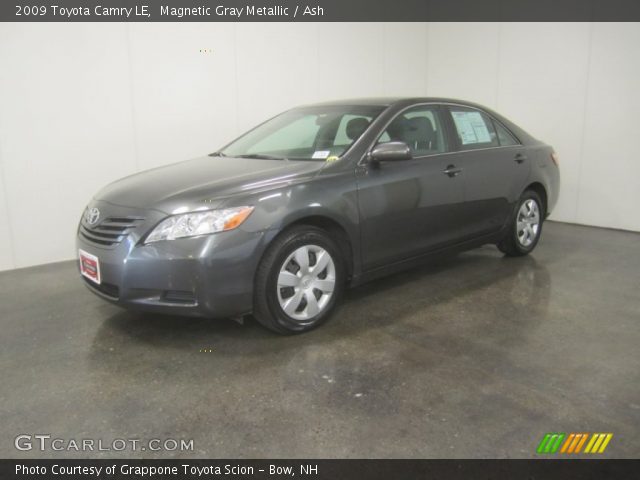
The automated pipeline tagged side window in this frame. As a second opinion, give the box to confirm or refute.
[450,108,498,150]
[377,106,447,156]
[334,114,372,147]
[494,120,519,146]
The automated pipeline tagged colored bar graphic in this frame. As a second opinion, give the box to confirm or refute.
[584,433,613,453]
[598,434,613,453]
[550,433,565,453]
[584,433,598,453]
[575,433,589,453]
[537,434,552,454]
[560,433,575,453]
[539,433,613,454]
[537,433,565,454]
[567,433,581,453]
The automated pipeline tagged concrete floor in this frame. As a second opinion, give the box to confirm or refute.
[0,221,638,458]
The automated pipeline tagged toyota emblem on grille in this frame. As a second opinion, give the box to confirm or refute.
[86,207,100,225]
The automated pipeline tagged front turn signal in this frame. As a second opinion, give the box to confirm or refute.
[222,206,254,231]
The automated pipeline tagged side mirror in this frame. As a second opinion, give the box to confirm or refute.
[368,141,412,163]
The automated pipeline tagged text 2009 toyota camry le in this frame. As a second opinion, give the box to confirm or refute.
[78,98,560,334]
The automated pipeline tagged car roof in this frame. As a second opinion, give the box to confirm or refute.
[302,97,538,145]
[304,97,482,108]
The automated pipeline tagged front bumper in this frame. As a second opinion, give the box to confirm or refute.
[76,201,270,318]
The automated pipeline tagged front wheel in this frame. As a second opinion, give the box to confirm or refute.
[497,190,544,257]
[253,226,345,334]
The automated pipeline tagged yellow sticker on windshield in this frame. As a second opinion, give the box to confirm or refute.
[326,156,339,163]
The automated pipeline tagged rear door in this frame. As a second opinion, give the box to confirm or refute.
[443,105,530,238]
[355,104,466,271]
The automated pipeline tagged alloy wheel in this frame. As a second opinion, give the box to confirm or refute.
[516,199,540,247]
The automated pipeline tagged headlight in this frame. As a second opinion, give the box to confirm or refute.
[145,206,254,243]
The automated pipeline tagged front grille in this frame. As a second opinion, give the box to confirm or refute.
[80,216,144,247]
[83,277,120,299]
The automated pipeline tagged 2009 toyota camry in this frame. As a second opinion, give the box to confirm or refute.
[77,98,560,334]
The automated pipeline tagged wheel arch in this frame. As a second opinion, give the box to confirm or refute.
[524,182,548,216]
[255,212,357,286]
[284,215,355,281]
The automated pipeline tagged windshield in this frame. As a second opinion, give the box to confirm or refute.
[221,105,385,161]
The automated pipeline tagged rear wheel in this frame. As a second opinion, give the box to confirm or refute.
[254,226,345,334]
[498,190,544,257]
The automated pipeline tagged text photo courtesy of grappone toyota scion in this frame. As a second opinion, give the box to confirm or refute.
[77,98,560,334]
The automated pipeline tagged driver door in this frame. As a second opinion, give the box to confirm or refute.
[355,105,466,271]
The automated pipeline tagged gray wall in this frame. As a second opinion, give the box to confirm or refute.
[0,22,638,271]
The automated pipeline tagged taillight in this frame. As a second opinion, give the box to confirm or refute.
[551,152,559,166]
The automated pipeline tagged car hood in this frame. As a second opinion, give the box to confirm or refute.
[95,156,325,213]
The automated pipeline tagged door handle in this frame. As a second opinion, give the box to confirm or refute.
[515,153,527,164]
[443,165,462,177]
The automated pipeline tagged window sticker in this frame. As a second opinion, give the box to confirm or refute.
[312,150,330,159]
[452,111,491,145]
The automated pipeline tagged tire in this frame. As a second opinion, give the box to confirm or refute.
[497,190,544,257]
[253,225,345,334]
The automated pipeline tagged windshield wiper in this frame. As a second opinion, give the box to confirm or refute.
[236,154,287,160]
[208,151,226,157]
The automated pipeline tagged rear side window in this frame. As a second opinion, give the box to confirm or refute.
[377,106,447,156]
[493,120,519,146]
[450,107,498,150]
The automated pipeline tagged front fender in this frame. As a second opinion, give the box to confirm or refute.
[233,171,363,279]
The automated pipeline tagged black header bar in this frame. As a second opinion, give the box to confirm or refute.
[3,0,640,22]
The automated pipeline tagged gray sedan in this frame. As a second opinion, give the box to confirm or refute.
[77,98,560,334]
